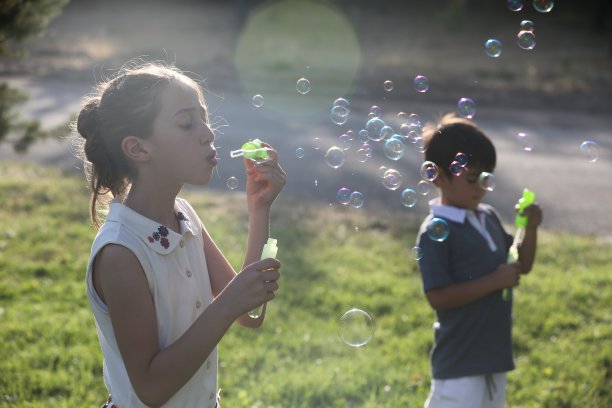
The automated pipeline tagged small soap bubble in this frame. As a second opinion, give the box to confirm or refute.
[579,140,599,162]
[377,165,388,179]
[338,308,375,347]
[516,132,533,152]
[384,138,405,160]
[420,161,439,181]
[313,137,322,150]
[454,152,469,166]
[383,80,394,92]
[339,133,352,150]
[415,137,426,153]
[449,161,464,176]
[296,147,305,158]
[333,98,350,111]
[345,130,355,141]
[252,94,264,108]
[382,169,403,190]
[366,117,386,141]
[408,113,422,127]
[411,245,423,260]
[369,105,382,118]
[397,112,409,124]
[349,191,365,208]
[226,176,239,190]
[357,129,370,143]
[414,75,430,93]
[479,172,496,192]
[416,180,432,196]
[325,146,346,169]
[401,188,418,208]
[506,0,524,11]
[517,30,536,50]
[330,105,349,125]
[533,0,553,13]
[380,125,395,140]
[427,217,450,242]
[406,130,420,144]
[457,98,476,119]
[520,20,535,31]
[296,77,311,94]
[337,187,352,205]
[485,39,502,58]
[356,142,373,162]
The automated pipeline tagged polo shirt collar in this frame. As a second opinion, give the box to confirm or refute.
[429,198,492,223]
[107,201,197,255]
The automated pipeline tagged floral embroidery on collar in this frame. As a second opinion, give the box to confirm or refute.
[147,225,170,249]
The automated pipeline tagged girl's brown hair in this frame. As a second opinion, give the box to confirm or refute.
[71,61,206,229]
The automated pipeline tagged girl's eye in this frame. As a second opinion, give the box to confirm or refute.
[179,123,193,130]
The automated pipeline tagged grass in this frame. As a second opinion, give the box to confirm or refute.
[0,161,610,407]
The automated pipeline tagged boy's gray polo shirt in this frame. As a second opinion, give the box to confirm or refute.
[417,202,515,379]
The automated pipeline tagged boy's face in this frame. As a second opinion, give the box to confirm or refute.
[436,167,489,210]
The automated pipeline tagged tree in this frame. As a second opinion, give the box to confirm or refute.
[0,0,70,152]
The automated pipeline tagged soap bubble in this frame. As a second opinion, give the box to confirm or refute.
[339,133,353,150]
[296,147,305,158]
[401,188,418,208]
[345,130,355,140]
[338,308,375,347]
[408,113,422,127]
[520,20,535,31]
[414,75,430,93]
[325,146,346,169]
[226,176,239,190]
[380,125,394,140]
[356,142,373,162]
[377,166,388,179]
[411,245,423,260]
[337,187,352,205]
[457,98,476,119]
[427,217,450,242]
[516,132,533,152]
[366,117,386,141]
[382,169,403,190]
[369,105,382,118]
[420,161,439,181]
[333,97,350,111]
[517,30,536,50]
[383,80,394,92]
[252,94,264,107]
[349,191,365,208]
[454,152,469,166]
[406,130,420,144]
[485,39,502,58]
[313,137,322,150]
[449,161,464,176]
[416,180,432,196]
[506,0,523,11]
[533,0,553,13]
[296,77,311,94]
[479,172,496,192]
[397,112,409,124]
[415,137,426,153]
[384,138,405,160]
[330,105,350,125]
[357,129,370,143]
[579,140,599,162]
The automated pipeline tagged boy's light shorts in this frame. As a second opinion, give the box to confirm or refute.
[424,372,507,408]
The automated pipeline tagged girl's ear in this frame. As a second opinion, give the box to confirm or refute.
[121,136,151,162]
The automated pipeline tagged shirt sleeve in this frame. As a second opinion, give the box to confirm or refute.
[416,217,453,292]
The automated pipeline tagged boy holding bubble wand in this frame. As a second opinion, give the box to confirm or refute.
[415,114,542,408]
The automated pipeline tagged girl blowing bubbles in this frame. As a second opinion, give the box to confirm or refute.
[72,62,286,407]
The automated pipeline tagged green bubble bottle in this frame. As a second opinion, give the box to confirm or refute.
[248,238,278,319]
[504,188,536,301]
[230,139,270,161]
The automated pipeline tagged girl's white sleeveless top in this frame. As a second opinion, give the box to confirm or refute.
[86,198,218,407]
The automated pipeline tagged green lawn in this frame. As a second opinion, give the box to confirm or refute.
[0,162,610,407]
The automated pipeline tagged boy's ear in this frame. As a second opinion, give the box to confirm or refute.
[121,136,151,162]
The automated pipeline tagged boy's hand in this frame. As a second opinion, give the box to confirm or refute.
[493,262,522,290]
[516,203,543,230]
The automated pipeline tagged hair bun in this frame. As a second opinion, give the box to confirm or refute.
[77,98,101,140]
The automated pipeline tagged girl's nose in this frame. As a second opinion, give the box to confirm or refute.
[200,124,215,145]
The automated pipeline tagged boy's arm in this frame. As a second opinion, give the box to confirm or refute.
[517,204,543,274]
[425,262,521,311]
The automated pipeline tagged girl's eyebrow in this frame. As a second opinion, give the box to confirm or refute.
[174,107,198,116]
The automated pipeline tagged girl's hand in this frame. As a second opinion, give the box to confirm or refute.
[244,143,286,210]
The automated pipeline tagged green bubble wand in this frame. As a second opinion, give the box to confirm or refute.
[230,138,271,161]
[504,188,536,301]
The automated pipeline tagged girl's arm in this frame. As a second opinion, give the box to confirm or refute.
[517,204,543,274]
[95,244,279,407]
[425,262,522,311]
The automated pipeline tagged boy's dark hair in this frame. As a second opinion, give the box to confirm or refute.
[422,113,496,179]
